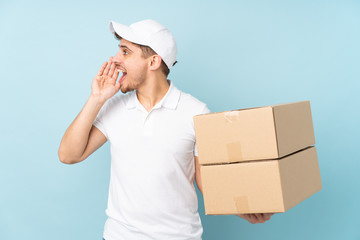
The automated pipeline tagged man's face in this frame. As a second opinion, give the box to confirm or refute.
[113,39,148,94]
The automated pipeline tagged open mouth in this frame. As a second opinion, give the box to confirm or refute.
[117,67,127,83]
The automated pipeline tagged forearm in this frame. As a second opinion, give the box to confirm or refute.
[196,178,203,195]
[58,94,105,163]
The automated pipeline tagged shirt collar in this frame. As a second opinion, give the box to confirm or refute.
[126,79,181,111]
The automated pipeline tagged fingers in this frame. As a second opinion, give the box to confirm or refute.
[108,62,116,77]
[103,61,112,76]
[254,213,263,223]
[100,57,120,81]
[255,213,273,223]
[237,214,257,224]
[263,213,274,220]
[246,214,260,224]
[96,62,108,77]
[246,214,256,224]
[115,81,121,92]
[237,213,274,224]
[252,214,262,223]
[101,56,114,75]
[112,66,120,82]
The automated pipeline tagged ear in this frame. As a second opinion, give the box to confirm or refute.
[148,55,162,71]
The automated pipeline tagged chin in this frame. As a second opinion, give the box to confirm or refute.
[120,84,134,94]
[120,77,144,94]
[120,87,129,94]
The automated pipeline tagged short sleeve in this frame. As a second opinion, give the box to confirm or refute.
[194,142,199,157]
[93,101,109,139]
[194,104,211,157]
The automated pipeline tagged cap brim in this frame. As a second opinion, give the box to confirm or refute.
[109,20,148,46]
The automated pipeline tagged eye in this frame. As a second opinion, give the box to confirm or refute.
[123,49,128,55]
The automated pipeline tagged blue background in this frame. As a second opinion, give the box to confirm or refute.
[1,0,359,239]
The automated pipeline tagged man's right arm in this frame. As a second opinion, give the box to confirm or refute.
[58,95,107,164]
[58,57,121,164]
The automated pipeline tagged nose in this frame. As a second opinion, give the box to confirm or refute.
[113,50,124,63]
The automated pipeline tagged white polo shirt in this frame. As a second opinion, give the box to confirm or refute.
[93,80,210,240]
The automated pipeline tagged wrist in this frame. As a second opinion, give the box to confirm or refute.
[89,93,106,108]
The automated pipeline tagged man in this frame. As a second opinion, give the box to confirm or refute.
[58,19,273,240]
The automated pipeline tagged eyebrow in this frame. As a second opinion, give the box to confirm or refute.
[118,44,133,52]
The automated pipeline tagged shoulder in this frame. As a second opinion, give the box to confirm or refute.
[109,91,133,104]
[100,91,133,113]
[177,89,210,115]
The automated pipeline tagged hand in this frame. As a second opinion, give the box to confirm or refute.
[91,57,121,103]
[236,213,275,224]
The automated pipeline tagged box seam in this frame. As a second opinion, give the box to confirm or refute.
[277,160,286,212]
[272,107,280,158]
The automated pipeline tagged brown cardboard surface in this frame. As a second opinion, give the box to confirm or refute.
[273,101,316,157]
[194,101,315,165]
[200,146,321,215]
[279,147,322,210]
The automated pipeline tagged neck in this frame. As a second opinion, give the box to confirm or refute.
[136,74,170,112]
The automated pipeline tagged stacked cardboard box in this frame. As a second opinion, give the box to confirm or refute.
[194,101,322,214]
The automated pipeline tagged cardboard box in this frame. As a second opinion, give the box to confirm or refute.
[201,146,322,214]
[194,101,315,165]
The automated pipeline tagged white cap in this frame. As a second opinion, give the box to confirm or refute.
[109,19,177,69]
